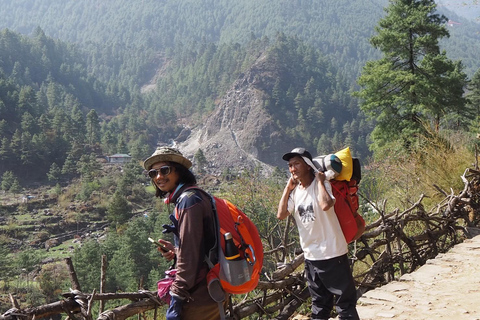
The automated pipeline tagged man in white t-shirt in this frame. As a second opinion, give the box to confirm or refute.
[277,147,359,320]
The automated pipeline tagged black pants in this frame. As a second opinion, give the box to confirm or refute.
[305,254,359,320]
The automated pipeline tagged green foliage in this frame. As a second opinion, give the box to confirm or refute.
[72,240,102,292]
[1,171,17,191]
[76,153,101,182]
[0,28,133,182]
[194,149,207,174]
[49,183,62,196]
[106,246,137,291]
[37,263,70,303]
[77,180,101,201]
[363,130,474,211]
[120,218,159,288]
[0,4,478,315]
[0,169,22,195]
[466,69,480,134]
[61,154,77,179]
[116,162,145,197]
[86,109,101,147]
[14,249,43,274]
[46,163,61,183]
[0,239,14,285]
[143,32,372,158]
[2,0,479,84]
[0,0,479,187]
[0,2,389,181]
[106,191,132,226]
[355,0,470,154]
[0,0,384,84]
[72,215,169,293]
[9,179,22,195]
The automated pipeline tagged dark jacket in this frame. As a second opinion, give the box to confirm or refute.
[169,185,217,306]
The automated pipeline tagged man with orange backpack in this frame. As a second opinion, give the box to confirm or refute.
[277,147,359,320]
[144,147,225,320]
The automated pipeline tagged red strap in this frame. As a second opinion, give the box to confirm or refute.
[330,180,347,199]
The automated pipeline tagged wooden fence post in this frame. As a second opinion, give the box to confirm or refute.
[100,254,107,313]
[64,257,81,291]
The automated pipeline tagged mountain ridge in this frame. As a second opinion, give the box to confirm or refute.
[179,54,284,174]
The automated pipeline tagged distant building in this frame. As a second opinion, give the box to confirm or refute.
[106,154,132,164]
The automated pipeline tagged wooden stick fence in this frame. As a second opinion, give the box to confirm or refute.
[2,168,479,320]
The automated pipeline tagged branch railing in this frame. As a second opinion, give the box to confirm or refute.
[2,168,479,320]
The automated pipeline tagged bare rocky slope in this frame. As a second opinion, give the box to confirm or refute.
[178,53,300,175]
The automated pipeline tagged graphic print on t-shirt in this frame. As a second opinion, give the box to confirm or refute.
[298,202,315,224]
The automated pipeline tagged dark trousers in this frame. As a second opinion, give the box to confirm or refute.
[305,254,359,320]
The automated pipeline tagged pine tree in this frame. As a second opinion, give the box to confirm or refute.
[355,0,469,152]
[69,104,86,144]
[107,191,132,226]
[61,153,77,179]
[467,69,480,134]
[316,134,331,156]
[1,171,15,191]
[17,86,37,117]
[9,178,22,195]
[47,163,61,183]
[72,240,102,292]
[76,153,100,182]
[86,109,101,147]
[194,149,207,174]
[0,137,11,172]
[20,132,34,169]
[20,111,37,135]
[46,81,60,110]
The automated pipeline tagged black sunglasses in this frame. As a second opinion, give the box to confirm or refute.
[148,166,172,178]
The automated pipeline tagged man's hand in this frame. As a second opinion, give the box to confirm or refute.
[278,177,297,220]
[287,175,299,191]
[158,239,176,261]
[315,171,326,183]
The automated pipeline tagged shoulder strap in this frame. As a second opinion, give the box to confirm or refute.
[331,180,354,213]
[181,186,221,268]
[330,180,347,198]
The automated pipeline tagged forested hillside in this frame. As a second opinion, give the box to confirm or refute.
[0,28,133,181]
[1,0,479,87]
[1,0,477,176]
[0,0,386,83]
[0,27,372,183]
[175,34,373,171]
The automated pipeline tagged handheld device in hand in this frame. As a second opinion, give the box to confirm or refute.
[148,237,168,253]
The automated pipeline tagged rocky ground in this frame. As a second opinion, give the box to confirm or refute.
[291,235,480,320]
[355,235,480,320]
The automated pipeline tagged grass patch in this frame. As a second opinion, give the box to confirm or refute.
[145,185,156,194]
[366,131,475,212]
[46,239,81,259]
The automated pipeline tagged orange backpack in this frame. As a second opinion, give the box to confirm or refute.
[184,187,264,294]
[208,196,264,294]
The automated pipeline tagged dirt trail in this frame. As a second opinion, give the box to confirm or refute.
[356,235,480,320]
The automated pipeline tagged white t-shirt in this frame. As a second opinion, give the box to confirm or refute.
[287,180,347,260]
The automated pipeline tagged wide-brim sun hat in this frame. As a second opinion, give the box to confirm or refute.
[143,146,192,170]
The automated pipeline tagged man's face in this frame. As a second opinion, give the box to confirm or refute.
[288,156,311,180]
[150,161,179,193]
